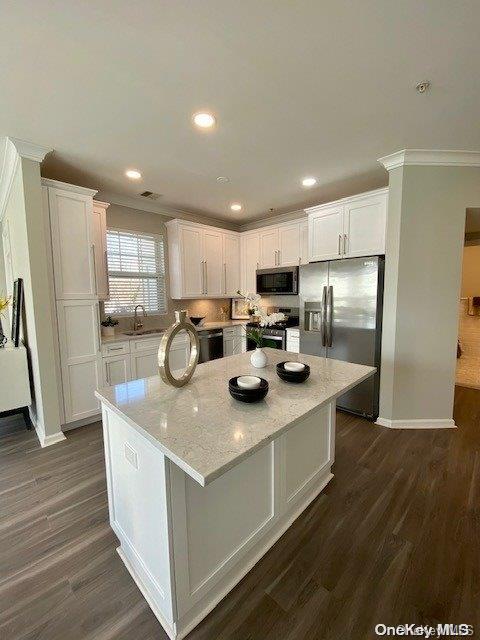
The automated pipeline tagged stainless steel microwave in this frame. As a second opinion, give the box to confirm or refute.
[256,266,299,295]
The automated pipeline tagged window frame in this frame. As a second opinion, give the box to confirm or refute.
[104,227,168,317]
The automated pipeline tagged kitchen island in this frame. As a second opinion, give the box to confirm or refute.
[96,349,374,639]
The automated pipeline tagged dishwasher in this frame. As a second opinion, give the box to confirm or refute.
[197,328,224,363]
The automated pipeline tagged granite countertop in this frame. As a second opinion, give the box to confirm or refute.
[101,319,247,344]
[95,348,375,486]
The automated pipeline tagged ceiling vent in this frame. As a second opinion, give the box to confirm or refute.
[140,191,162,200]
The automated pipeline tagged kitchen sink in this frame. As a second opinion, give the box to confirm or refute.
[123,328,165,336]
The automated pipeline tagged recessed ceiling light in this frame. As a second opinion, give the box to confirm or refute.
[125,169,142,180]
[216,176,230,183]
[230,203,242,212]
[193,112,216,129]
[302,177,317,187]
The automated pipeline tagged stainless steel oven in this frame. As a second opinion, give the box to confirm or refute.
[256,266,299,295]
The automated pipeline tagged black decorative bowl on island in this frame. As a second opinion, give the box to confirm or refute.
[276,361,310,383]
[189,316,205,326]
[228,376,269,403]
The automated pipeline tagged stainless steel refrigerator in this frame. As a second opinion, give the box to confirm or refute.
[299,256,384,420]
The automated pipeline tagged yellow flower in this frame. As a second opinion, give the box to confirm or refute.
[0,295,11,316]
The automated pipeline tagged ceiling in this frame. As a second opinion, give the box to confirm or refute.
[1,1,480,224]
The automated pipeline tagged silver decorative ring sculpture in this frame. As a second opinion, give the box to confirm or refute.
[158,310,200,387]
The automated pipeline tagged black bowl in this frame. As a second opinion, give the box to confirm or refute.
[276,361,310,383]
[228,376,269,403]
[189,316,205,326]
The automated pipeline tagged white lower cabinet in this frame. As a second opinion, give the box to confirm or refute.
[103,355,131,386]
[223,326,246,357]
[286,328,300,353]
[131,351,160,379]
[56,299,102,422]
[102,335,190,386]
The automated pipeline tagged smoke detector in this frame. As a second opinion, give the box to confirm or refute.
[140,191,162,200]
[415,80,431,94]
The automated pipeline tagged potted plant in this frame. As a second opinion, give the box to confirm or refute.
[236,291,285,368]
[101,316,118,337]
[0,294,11,347]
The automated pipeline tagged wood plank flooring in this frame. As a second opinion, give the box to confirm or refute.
[1,386,479,639]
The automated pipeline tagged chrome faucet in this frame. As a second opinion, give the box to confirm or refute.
[133,305,147,331]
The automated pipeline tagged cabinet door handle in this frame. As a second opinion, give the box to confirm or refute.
[91,245,98,296]
[204,261,208,294]
[201,261,205,294]
[338,235,342,255]
[95,303,102,353]
[277,249,281,266]
[105,250,110,298]
[343,234,348,255]
[224,263,227,294]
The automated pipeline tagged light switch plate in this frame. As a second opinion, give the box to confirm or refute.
[124,442,138,469]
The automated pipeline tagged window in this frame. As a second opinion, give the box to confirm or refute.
[104,229,167,316]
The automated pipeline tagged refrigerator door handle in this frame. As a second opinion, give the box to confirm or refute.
[325,285,333,347]
[321,285,327,346]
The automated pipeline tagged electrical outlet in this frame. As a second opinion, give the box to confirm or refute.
[124,442,138,469]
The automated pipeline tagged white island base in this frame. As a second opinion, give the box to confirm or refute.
[101,400,336,640]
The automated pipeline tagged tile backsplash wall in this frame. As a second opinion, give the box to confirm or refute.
[102,299,231,332]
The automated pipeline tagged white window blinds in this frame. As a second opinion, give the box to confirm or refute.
[104,230,167,315]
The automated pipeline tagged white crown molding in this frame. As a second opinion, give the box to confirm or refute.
[93,199,110,211]
[0,138,19,221]
[41,177,97,197]
[7,137,52,163]
[378,149,480,171]
[304,186,389,215]
[239,209,306,232]
[0,137,53,221]
[376,417,456,429]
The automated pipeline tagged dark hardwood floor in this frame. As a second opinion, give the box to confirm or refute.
[1,386,479,639]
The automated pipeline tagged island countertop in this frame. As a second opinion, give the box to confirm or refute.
[95,348,375,486]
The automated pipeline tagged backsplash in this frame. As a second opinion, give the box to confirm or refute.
[101,299,231,332]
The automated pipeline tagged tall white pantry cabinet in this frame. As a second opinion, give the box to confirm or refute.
[42,179,109,426]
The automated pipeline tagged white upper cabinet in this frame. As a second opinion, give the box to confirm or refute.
[203,229,224,296]
[48,185,97,299]
[278,223,301,266]
[300,221,308,265]
[179,224,204,297]
[308,204,344,262]
[223,233,240,296]
[343,191,387,258]
[306,188,388,262]
[167,220,241,299]
[240,232,259,295]
[259,228,279,267]
[91,201,110,300]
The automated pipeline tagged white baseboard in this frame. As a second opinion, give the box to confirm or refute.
[38,430,67,447]
[376,417,456,429]
[62,414,101,432]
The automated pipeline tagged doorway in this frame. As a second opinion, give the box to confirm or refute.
[456,209,480,390]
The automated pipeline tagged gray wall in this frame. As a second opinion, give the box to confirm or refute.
[104,203,230,330]
[380,164,480,425]
[2,158,62,440]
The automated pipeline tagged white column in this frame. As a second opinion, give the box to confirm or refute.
[377,150,480,429]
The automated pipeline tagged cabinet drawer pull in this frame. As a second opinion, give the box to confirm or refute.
[109,346,123,351]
